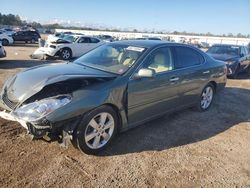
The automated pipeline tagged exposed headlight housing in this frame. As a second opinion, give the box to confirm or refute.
[13,96,71,122]
[49,45,57,49]
[225,61,234,65]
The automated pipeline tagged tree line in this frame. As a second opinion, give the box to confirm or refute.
[0,12,249,38]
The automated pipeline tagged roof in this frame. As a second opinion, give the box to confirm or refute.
[112,40,172,48]
[212,44,244,47]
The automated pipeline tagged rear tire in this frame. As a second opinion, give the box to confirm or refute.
[196,84,215,112]
[2,39,9,46]
[74,106,118,155]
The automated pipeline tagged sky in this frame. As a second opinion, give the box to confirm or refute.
[1,0,250,35]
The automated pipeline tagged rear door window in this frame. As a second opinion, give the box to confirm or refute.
[174,46,204,69]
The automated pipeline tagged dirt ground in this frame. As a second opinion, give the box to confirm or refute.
[0,44,249,188]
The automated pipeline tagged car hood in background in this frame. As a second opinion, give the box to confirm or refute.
[3,62,116,103]
[207,53,239,61]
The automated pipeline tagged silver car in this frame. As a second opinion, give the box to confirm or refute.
[0,41,6,58]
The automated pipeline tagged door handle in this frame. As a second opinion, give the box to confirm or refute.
[203,70,210,74]
[170,77,179,82]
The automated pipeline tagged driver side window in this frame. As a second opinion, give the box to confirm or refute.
[143,47,174,73]
[78,37,90,43]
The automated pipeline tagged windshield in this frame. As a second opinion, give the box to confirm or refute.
[62,35,77,42]
[74,43,146,75]
[207,46,240,56]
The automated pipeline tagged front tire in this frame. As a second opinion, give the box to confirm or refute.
[74,106,118,155]
[197,84,215,111]
[60,48,72,60]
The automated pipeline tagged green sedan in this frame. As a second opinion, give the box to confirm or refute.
[0,40,227,154]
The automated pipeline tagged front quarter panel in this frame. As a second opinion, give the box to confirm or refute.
[46,78,128,127]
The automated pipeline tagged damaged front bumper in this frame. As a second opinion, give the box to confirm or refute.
[0,110,51,137]
[0,109,81,145]
[0,110,27,129]
[30,47,57,60]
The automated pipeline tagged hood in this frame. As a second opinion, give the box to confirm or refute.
[207,53,239,61]
[51,39,71,44]
[4,62,116,103]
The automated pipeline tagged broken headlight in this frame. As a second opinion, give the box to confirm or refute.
[13,96,71,122]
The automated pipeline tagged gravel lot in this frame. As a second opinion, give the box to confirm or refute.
[0,44,249,188]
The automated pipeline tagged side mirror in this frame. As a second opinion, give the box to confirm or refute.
[134,68,155,79]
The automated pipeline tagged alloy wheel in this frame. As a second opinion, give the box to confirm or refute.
[201,86,214,109]
[84,112,115,149]
[62,49,71,60]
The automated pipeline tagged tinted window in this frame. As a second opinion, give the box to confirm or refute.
[90,38,100,43]
[174,46,203,69]
[243,47,248,55]
[78,37,90,43]
[143,47,174,73]
[207,45,240,56]
[240,47,246,56]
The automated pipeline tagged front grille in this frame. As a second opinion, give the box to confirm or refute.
[2,91,18,110]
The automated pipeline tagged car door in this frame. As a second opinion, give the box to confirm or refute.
[127,46,182,126]
[75,37,92,57]
[23,31,31,41]
[172,46,208,106]
[14,31,24,41]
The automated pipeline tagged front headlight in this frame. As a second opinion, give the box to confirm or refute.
[225,61,234,65]
[13,96,71,122]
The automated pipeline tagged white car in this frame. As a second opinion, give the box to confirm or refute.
[0,41,6,58]
[0,31,14,46]
[0,28,16,36]
[32,36,104,60]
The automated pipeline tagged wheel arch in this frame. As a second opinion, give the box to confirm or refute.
[208,81,217,93]
[60,47,73,55]
[101,103,123,132]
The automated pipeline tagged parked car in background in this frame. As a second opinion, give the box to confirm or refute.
[200,42,210,48]
[0,40,227,154]
[0,28,16,36]
[0,40,6,58]
[12,30,41,43]
[31,35,104,60]
[46,32,80,42]
[136,37,161,40]
[207,44,250,78]
[98,35,114,42]
[0,31,14,46]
